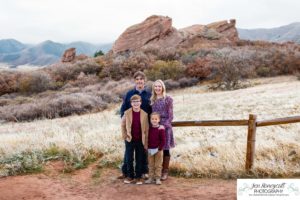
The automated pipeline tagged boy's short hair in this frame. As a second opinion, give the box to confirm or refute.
[133,71,146,80]
[130,94,142,102]
[150,112,160,119]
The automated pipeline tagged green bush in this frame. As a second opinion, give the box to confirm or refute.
[145,60,185,81]
[94,50,104,57]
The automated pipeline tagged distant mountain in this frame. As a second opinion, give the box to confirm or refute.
[238,22,300,43]
[0,39,28,54]
[0,39,112,67]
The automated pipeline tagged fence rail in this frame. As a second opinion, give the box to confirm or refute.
[171,114,300,171]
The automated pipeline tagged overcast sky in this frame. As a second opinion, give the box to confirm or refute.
[1,0,299,44]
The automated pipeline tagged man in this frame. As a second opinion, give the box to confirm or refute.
[119,71,152,179]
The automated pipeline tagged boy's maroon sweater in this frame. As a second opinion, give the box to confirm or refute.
[148,126,165,150]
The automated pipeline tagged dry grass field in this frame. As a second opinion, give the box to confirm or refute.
[0,76,299,178]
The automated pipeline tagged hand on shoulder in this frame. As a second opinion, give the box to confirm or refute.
[158,125,165,130]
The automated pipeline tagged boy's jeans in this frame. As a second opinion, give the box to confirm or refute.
[122,141,148,177]
[125,140,145,179]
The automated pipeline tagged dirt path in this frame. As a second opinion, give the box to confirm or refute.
[0,162,236,200]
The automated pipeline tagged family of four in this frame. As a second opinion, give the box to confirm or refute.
[119,71,175,185]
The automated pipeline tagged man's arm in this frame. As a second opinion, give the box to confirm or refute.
[120,91,129,118]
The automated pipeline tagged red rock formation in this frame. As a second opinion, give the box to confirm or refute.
[112,15,239,53]
[112,15,174,52]
[61,48,76,62]
[207,19,238,41]
[61,48,88,63]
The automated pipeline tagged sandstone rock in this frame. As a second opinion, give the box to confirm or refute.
[61,48,76,62]
[207,19,238,41]
[112,15,174,53]
[112,15,239,53]
[76,54,88,61]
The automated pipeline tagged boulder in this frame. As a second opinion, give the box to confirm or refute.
[61,48,76,62]
[112,15,239,53]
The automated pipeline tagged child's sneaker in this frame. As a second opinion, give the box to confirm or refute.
[156,178,162,185]
[135,178,143,185]
[145,178,153,184]
[124,178,134,184]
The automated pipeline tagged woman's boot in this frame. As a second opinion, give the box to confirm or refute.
[161,156,170,180]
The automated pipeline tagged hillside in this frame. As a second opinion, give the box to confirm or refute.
[238,22,300,43]
[0,39,112,67]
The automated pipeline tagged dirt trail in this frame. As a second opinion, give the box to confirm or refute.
[0,161,236,200]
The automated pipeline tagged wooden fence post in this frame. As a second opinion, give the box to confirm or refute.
[245,114,257,172]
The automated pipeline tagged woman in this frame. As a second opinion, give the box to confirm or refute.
[150,79,175,180]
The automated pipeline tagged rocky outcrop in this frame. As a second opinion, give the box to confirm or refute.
[61,48,76,62]
[112,15,175,52]
[61,48,88,63]
[112,15,239,53]
[207,19,238,42]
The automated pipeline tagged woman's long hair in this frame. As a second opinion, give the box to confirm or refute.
[150,79,167,105]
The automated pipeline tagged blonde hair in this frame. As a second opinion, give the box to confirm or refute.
[150,112,160,119]
[150,80,166,105]
[130,94,141,102]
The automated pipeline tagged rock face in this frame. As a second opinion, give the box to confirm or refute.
[112,15,239,53]
[61,48,76,62]
[112,15,174,52]
[61,48,88,63]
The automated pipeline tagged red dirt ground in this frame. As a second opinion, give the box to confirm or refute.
[0,161,236,200]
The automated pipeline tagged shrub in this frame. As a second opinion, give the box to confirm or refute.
[0,71,21,95]
[69,72,100,87]
[186,58,212,79]
[178,77,199,88]
[0,93,108,121]
[49,58,102,82]
[212,50,248,90]
[18,71,53,93]
[145,60,185,81]
[157,47,181,61]
[94,50,104,57]
[256,66,271,77]
[100,51,152,80]
[164,79,180,90]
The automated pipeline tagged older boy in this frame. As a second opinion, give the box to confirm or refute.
[121,95,149,184]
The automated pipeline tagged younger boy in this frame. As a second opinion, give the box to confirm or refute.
[145,112,166,185]
[121,95,149,185]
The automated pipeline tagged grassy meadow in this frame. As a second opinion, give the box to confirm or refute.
[0,76,299,178]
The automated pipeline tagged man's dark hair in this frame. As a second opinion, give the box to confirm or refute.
[133,71,146,80]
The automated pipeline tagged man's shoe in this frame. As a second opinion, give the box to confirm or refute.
[135,178,143,185]
[117,174,126,179]
[124,178,134,184]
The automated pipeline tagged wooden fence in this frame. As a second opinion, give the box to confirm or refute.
[171,114,300,171]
